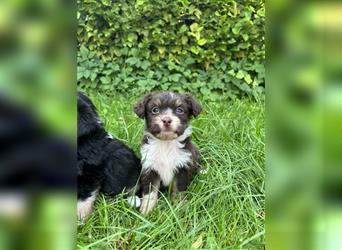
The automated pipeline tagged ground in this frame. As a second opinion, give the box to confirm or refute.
[77,92,265,249]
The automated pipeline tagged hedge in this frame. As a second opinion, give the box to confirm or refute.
[77,0,265,99]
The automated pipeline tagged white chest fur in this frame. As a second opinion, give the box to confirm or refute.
[141,127,192,186]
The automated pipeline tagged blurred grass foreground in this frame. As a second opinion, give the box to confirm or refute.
[0,0,75,250]
[267,1,342,249]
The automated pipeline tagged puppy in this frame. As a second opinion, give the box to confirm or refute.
[134,92,202,215]
[77,92,141,222]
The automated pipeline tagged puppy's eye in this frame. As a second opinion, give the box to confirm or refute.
[151,107,160,114]
[175,107,184,114]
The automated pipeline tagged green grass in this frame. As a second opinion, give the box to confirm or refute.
[77,92,265,249]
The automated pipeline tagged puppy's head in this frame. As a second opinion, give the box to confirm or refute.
[134,92,202,140]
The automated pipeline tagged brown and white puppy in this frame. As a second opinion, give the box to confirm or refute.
[134,92,202,215]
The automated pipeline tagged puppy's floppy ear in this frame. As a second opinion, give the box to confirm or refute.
[184,93,202,117]
[133,93,152,118]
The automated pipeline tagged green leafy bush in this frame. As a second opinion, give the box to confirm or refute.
[77,0,265,99]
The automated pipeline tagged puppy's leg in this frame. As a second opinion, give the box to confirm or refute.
[126,185,141,208]
[140,170,160,215]
[172,168,193,201]
[77,191,98,222]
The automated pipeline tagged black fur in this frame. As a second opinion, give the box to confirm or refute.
[77,92,141,201]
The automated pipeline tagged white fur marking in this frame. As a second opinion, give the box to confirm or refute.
[77,191,97,222]
[126,195,141,208]
[140,191,158,215]
[141,127,192,186]
[164,108,181,131]
[106,133,113,139]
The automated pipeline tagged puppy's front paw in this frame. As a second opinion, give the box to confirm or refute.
[139,191,158,215]
[77,199,93,223]
[77,192,97,223]
[127,195,141,208]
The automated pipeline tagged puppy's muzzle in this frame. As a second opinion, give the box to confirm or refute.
[161,116,172,128]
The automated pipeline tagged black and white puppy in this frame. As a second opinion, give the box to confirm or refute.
[77,92,141,221]
[134,92,202,215]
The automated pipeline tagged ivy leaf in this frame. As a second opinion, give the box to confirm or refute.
[77,71,84,81]
[127,33,137,43]
[181,36,188,45]
[125,77,135,83]
[140,61,151,70]
[100,76,111,84]
[236,70,245,79]
[193,9,202,19]
[242,33,249,41]
[190,23,199,32]
[232,26,241,35]
[197,38,207,46]
[84,70,90,79]
[90,72,97,81]
[179,25,188,33]
[257,8,265,17]
[125,57,139,66]
[244,74,252,84]
[158,46,166,55]
[190,46,200,55]
[169,74,181,82]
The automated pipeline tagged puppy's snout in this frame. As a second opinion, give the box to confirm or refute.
[161,116,172,127]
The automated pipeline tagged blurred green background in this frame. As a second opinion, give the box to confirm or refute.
[77,0,265,99]
[267,1,342,249]
[0,0,75,250]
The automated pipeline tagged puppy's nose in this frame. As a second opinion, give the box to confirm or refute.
[162,117,172,126]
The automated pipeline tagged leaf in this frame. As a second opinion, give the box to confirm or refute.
[197,38,207,46]
[77,71,84,81]
[127,33,137,43]
[244,74,252,84]
[90,72,97,81]
[79,46,89,57]
[232,26,241,35]
[242,33,249,41]
[112,64,120,71]
[190,23,199,32]
[236,70,245,79]
[158,46,166,55]
[125,77,135,83]
[135,0,145,7]
[193,9,202,19]
[90,82,97,88]
[100,76,110,84]
[228,38,236,44]
[179,25,188,33]
[140,61,150,70]
[169,74,181,82]
[125,57,139,65]
[84,70,90,79]
[257,8,265,17]
[181,36,188,45]
[190,46,200,55]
